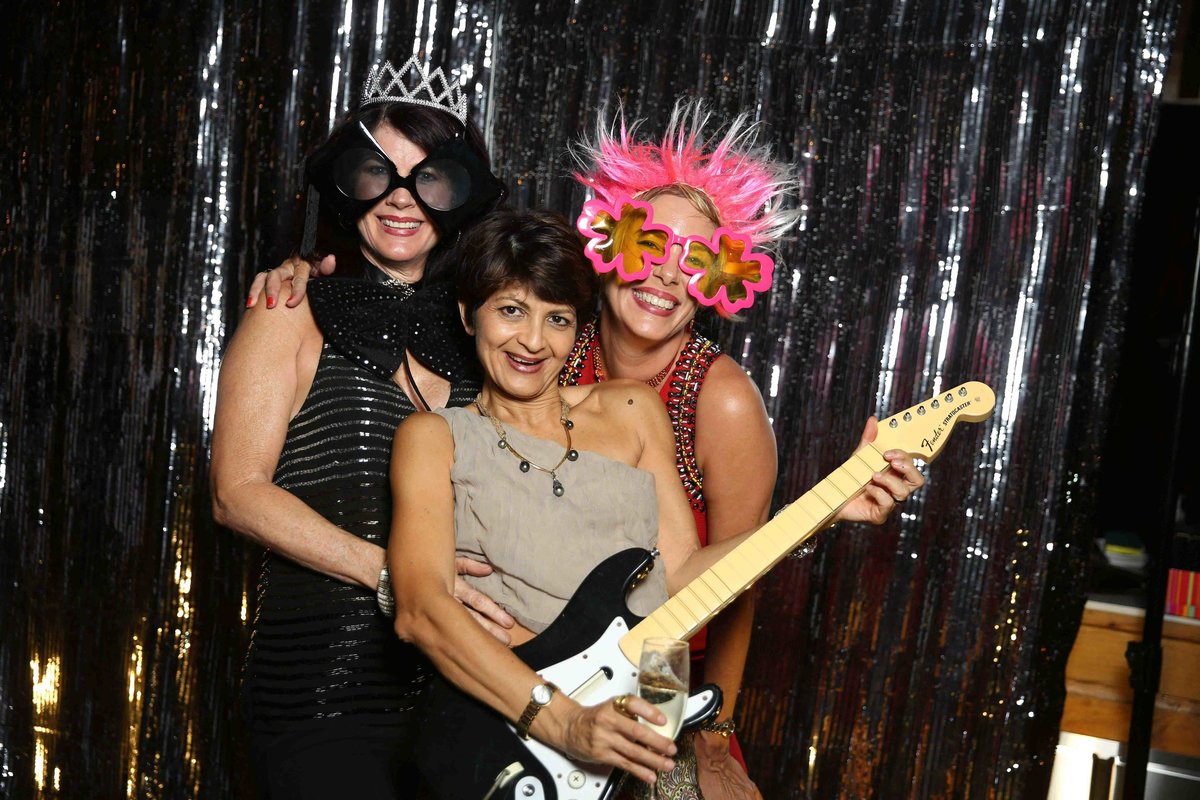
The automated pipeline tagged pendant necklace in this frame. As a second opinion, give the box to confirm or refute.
[474,395,579,497]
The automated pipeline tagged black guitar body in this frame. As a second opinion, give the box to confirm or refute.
[416,548,700,800]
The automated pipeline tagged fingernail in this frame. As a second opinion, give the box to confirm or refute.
[267,296,276,309]
[245,296,253,308]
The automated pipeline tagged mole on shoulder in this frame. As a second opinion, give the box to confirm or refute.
[628,398,634,405]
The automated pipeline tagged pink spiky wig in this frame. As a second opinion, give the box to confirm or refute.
[570,99,801,249]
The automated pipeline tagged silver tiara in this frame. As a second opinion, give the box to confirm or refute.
[360,57,467,125]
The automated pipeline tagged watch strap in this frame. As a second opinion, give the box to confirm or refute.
[515,682,557,740]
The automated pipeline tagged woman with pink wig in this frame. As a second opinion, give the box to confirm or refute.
[563,100,922,799]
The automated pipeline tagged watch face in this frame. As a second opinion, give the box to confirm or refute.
[532,684,552,705]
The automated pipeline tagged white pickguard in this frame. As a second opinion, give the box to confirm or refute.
[499,617,716,800]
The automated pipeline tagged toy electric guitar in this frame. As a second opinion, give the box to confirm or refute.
[415,382,996,800]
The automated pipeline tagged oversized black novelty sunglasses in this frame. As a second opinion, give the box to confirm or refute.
[307,121,505,234]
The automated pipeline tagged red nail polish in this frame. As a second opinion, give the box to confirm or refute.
[245,296,253,308]
[267,296,276,309]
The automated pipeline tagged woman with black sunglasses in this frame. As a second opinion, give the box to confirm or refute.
[210,59,510,799]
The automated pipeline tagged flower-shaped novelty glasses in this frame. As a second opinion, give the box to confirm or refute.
[576,196,775,314]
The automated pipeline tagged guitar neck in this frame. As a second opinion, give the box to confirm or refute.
[619,442,888,661]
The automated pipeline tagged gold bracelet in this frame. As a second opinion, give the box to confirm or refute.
[702,719,736,738]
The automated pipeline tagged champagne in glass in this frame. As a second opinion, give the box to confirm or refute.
[635,637,690,740]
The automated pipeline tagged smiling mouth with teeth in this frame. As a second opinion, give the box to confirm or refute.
[380,219,420,230]
[632,289,678,310]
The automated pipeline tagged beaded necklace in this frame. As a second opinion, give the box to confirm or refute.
[473,395,579,497]
[590,325,689,388]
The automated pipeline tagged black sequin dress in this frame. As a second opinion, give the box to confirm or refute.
[243,275,478,795]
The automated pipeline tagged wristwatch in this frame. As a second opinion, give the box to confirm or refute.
[515,682,557,740]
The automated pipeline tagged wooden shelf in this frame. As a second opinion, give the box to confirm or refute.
[1060,601,1200,757]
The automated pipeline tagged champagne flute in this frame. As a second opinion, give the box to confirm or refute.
[635,637,690,740]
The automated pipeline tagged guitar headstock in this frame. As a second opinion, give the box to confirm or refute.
[871,381,995,462]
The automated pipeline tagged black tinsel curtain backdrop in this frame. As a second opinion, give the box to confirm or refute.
[0,1,1178,797]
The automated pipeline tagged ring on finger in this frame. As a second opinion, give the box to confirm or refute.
[612,694,637,719]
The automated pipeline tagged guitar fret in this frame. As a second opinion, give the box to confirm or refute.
[855,447,886,471]
[755,524,793,557]
[842,452,877,484]
[681,587,705,618]
[805,489,835,516]
[662,597,697,633]
[651,607,685,639]
[861,441,891,466]
[690,576,723,609]
[708,560,740,590]
[794,496,829,527]
[690,588,718,619]
[704,567,735,597]
[828,466,859,496]
[770,502,805,528]
[812,479,846,510]
[729,542,768,573]
[743,535,776,563]
[730,544,764,575]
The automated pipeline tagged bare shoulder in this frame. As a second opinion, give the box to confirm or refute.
[559,382,600,408]
[219,295,320,388]
[696,354,769,421]
[583,379,665,423]
[694,356,776,526]
[393,411,457,473]
[395,409,454,446]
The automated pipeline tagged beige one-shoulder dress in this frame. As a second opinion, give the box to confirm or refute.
[434,406,669,634]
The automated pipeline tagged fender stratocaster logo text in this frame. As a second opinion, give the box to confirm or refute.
[921,400,971,452]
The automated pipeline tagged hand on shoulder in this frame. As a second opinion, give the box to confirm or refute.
[245,254,337,309]
[224,290,318,377]
[239,287,315,335]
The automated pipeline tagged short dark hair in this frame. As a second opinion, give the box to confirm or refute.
[300,103,497,284]
[456,209,597,320]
